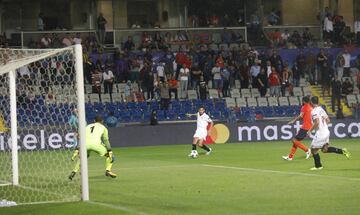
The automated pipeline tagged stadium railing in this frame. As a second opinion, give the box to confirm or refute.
[263,25,322,40]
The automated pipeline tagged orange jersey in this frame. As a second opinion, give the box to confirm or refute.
[301,103,313,130]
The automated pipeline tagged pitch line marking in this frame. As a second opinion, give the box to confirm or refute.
[88,164,199,172]
[201,164,360,182]
[87,200,148,215]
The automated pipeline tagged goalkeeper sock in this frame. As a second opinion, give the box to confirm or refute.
[200,144,210,152]
[327,147,343,154]
[106,156,113,171]
[192,144,197,150]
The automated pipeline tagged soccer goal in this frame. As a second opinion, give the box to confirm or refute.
[0,45,88,205]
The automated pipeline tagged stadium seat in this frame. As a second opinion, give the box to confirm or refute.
[157,110,166,121]
[257,97,268,107]
[209,43,219,51]
[357,94,360,102]
[240,89,251,98]
[299,78,308,87]
[234,80,241,89]
[137,102,148,111]
[102,94,111,103]
[247,98,258,107]
[215,100,226,111]
[131,109,143,122]
[302,86,312,96]
[251,89,260,98]
[166,110,177,120]
[127,102,137,110]
[236,97,247,107]
[288,96,300,106]
[209,110,221,119]
[278,97,289,106]
[346,95,357,107]
[219,43,229,51]
[267,97,278,106]
[89,94,100,103]
[229,43,239,50]
[225,98,237,108]
[188,90,198,99]
[274,106,287,117]
[230,89,241,98]
[293,87,303,97]
[209,89,219,99]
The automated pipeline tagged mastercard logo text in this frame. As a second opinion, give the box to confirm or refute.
[205,123,230,144]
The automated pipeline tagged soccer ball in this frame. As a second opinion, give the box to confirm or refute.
[189,150,198,158]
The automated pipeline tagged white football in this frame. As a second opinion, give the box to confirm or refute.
[190,150,198,158]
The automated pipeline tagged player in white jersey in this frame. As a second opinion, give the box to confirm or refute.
[307,96,351,170]
[186,106,214,157]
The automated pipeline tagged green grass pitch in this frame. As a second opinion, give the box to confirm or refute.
[1,138,360,215]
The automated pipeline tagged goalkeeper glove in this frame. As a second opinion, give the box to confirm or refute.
[108,151,115,163]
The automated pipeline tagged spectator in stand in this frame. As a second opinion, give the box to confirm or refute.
[62,33,73,47]
[357,71,360,90]
[159,81,170,110]
[168,75,178,100]
[106,112,118,128]
[203,55,214,83]
[198,75,208,100]
[212,64,223,96]
[124,80,132,102]
[97,13,107,44]
[249,12,260,42]
[143,69,154,100]
[156,61,165,82]
[292,63,301,87]
[221,65,231,97]
[342,78,354,95]
[296,50,306,78]
[38,13,45,30]
[281,29,290,47]
[40,34,51,48]
[266,60,272,77]
[331,74,342,112]
[321,61,334,96]
[302,27,313,47]
[91,69,102,102]
[323,14,334,44]
[306,50,316,84]
[342,49,351,77]
[269,50,283,75]
[250,60,261,88]
[103,68,114,102]
[317,49,328,84]
[281,63,290,96]
[179,64,189,99]
[355,20,360,45]
[335,52,345,80]
[272,29,282,46]
[267,8,280,26]
[257,68,268,97]
[334,16,346,45]
[269,67,281,97]
[239,63,249,89]
[191,66,202,89]
[123,36,135,51]
[290,30,302,48]
[73,33,82,45]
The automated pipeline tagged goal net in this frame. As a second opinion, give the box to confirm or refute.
[0,45,88,205]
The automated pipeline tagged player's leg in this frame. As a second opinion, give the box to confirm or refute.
[69,151,90,180]
[322,143,351,158]
[310,148,323,170]
[188,137,199,156]
[71,133,79,161]
[198,138,211,155]
[89,143,117,178]
[283,129,310,160]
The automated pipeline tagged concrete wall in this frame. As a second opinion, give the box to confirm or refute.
[281,0,320,25]
[113,0,127,28]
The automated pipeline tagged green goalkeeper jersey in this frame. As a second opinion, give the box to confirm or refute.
[86,122,111,151]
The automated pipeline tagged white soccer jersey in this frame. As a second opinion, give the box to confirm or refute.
[311,106,329,132]
[197,112,212,130]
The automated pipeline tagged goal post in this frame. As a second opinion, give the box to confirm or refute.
[0,44,89,204]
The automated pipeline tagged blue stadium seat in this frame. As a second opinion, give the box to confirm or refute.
[157,110,166,121]
[166,110,177,120]
[137,102,148,111]
[131,109,143,122]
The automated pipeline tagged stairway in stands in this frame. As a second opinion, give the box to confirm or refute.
[310,85,353,117]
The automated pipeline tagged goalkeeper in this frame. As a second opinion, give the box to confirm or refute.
[69,115,117,180]
[69,107,79,161]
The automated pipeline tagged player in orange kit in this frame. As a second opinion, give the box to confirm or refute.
[282,96,312,161]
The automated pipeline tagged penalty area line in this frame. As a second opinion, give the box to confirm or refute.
[201,164,360,182]
[87,200,148,215]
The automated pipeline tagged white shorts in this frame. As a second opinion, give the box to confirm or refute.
[311,131,330,149]
[193,128,207,140]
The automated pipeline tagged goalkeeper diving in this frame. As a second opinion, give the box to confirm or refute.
[69,115,117,180]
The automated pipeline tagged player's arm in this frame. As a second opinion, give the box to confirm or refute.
[308,117,319,134]
[186,113,197,117]
[288,112,304,125]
